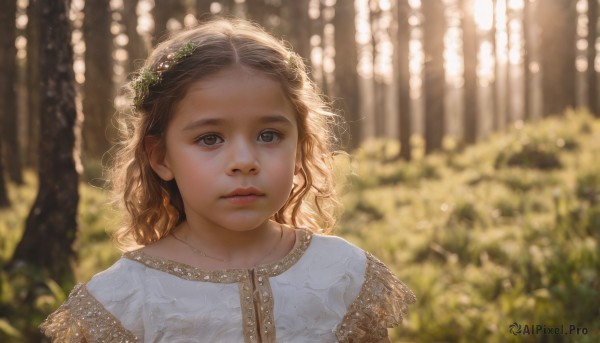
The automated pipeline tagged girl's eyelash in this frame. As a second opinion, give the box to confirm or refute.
[195,133,224,146]
[194,130,284,146]
[258,130,284,142]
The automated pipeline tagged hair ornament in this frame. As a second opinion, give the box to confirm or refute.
[131,41,198,109]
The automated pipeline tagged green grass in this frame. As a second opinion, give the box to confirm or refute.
[1,110,599,342]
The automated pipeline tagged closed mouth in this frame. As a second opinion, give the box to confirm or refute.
[223,188,265,198]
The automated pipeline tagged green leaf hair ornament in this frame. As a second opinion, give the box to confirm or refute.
[131,42,198,110]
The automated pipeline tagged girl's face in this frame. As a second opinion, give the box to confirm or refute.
[148,65,300,232]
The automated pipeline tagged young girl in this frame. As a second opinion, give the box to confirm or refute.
[40,18,415,342]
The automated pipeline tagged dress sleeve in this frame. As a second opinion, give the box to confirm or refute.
[335,252,416,343]
[39,283,139,343]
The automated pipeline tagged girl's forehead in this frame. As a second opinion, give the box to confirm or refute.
[187,65,278,93]
[171,65,297,128]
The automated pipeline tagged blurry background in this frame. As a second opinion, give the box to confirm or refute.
[0,0,599,342]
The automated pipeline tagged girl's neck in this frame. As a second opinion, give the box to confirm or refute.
[174,220,282,264]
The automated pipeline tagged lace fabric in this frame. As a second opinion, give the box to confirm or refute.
[39,284,139,342]
[335,253,417,343]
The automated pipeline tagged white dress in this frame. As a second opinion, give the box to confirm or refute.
[40,228,415,342]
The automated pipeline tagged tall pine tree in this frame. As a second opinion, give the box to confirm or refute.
[422,0,446,153]
[538,0,576,116]
[10,0,80,286]
[0,0,23,184]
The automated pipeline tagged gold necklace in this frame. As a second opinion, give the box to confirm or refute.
[171,223,284,263]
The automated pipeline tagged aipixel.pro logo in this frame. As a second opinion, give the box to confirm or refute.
[508,322,589,336]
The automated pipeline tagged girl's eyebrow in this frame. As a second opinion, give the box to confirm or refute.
[182,114,294,131]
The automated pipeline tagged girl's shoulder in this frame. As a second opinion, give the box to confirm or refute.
[308,231,364,253]
[284,231,368,290]
[306,232,417,342]
[86,254,147,290]
[305,232,369,268]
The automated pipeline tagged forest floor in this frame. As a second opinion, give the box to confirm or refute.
[1,110,599,342]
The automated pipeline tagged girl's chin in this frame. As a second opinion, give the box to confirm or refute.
[218,218,275,232]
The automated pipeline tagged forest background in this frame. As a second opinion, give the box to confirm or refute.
[0,0,599,342]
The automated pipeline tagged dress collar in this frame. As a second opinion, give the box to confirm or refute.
[124,227,314,283]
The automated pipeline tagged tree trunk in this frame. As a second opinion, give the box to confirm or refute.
[538,0,576,116]
[0,0,24,185]
[333,0,360,150]
[523,0,531,120]
[319,0,332,96]
[10,0,80,286]
[246,0,282,35]
[196,0,214,20]
[152,0,188,46]
[309,1,329,95]
[491,0,501,131]
[123,0,147,75]
[202,0,235,17]
[462,0,477,145]
[588,0,599,116]
[246,0,270,26]
[0,136,9,207]
[493,0,509,130]
[505,1,513,125]
[422,0,445,154]
[370,1,386,138]
[83,0,113,164]
[395,0,411,160]
[285,0,311,64]
[153,0,171,44]
[26,0,41,169]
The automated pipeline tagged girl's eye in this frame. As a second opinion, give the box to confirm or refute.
[197,134,223,146]
[258,131,281,143]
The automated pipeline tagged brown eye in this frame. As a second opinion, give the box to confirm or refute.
[258,131,281,143]
[197,134,223,146]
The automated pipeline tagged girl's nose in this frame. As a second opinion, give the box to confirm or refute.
[226,139,260,176]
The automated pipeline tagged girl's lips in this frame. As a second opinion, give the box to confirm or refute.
[223,187,264,197]
[223,194,263,204]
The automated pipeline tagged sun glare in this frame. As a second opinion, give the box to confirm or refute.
[474,0,494,31]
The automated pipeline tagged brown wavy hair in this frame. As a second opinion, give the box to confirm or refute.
[109,18,342,249]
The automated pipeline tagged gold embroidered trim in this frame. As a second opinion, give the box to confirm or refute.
[239,276,259,343]
[335,253,416,343]
[124,228,313,283]
[126,250,248,283]
[40,283,139,342]
[239,270,277,343]
[252,227,313,278]
[254,275,276,343]
[237,227,312,342]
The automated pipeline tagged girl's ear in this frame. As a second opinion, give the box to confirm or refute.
[145,136,174,181]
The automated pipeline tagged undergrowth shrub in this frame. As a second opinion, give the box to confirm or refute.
[576,172,600,205]
[584,206,600,238]
[494,198,520,218]
[447,201,484,227]
[495,143,562,170]
[338,110,600,342]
